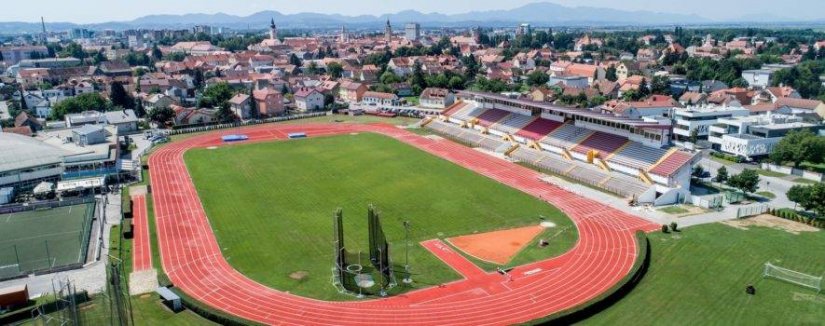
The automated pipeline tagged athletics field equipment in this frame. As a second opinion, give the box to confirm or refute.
[149,123,659,325]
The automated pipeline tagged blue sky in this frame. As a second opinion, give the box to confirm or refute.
[4,0,824,23]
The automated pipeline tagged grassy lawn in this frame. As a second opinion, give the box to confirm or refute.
[403,96,420,105]
[755,169,787,178]
[756,191,776,199]
[794,178,820,185]
[184,133,575,300]
[583,223,825,325]
[708,156,734,166]
[658,205,690,214]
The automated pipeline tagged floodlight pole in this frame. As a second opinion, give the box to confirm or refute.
[403,220,412,284]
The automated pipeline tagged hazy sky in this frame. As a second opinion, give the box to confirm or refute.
[3,0,824,24]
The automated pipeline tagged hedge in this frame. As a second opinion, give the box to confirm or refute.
[710,151,744,163]
[169,287,261,326]
[523,231,651,325]
[770,208,825,229]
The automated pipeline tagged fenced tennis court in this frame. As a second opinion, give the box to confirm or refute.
[0,199,95,280]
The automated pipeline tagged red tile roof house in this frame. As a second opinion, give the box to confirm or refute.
[419,87,455,109]
[293,87,325,111]
[338,80,368,103]
[253,88,285,116]
[362,91,399,106]
[228,94,251,119]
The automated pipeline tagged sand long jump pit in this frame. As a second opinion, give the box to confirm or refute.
[446,224,551,265]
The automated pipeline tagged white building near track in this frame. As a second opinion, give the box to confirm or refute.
[0,132,67,190]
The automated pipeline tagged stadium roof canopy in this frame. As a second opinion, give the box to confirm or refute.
[0,132,68,173]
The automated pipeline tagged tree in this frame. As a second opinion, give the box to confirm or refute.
[379,71,401,85]
[288,53,302,67]
[715,166,729,183]
[727,169,760,194]
[605,64,618,82]
[689,128,699,144]
[787,184,813,211]
[692,164,705,178]
[148,107,175,126]
[198,82,234,108]
[306,61,319,75]
[109,81,134,110]
[638,78,651,97]
[151,45,163,61]
[409,61,426,91]
[216,102,237,122]
[526,71,549,86]
[51,93,111,120]
[327,62,343,79]
[770,129,825,168]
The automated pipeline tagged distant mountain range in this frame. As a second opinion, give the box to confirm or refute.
[0,2,821,34]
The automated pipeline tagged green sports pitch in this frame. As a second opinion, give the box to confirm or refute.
[184,132,577,300]
[0,202,95,279]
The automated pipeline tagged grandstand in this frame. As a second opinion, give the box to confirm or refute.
[516,118,563,141]
[426,91,699,205]
[492,114,535,135]
[571,132,629,157]
[474,109,511,128]
[540,124,592,150]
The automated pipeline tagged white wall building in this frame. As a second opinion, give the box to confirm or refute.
[741,69,773,88]
[709,114,824,159]
[673,105,750,143]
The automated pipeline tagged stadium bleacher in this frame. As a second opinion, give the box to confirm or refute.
[442,101,469,116]
[608,142,669,171]
[541,124,592,149]
[475,109,511,127]
[649,151,696,177]
[515,118,563,141]
[493,114,535,135]
[571,132,628,156]
[452,105,487,122]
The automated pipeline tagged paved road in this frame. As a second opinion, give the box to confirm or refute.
[698,154,796,209]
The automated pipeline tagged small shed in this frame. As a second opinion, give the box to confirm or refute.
[0,284,29,309]
[155,287,182,312]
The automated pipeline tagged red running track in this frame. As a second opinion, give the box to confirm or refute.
[131,195,152,272]
[148,123,659,325]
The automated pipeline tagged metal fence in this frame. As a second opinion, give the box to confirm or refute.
[165,112,329,136]
[0,196,95,215]
[0,197,97,281]
[737,204,770,218]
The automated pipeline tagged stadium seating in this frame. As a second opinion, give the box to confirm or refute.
[452,105,487,122]
[608,142,669,171]
[510,147,651,198]
[516,118,563,141]
[649,151,696,177]
[475,109,511,127]
[442,101,468,116]
[571,132,628,156]
[541,124,592,149]
[492,114,535,135]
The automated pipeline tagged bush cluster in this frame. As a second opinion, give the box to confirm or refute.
[770,208,825,228]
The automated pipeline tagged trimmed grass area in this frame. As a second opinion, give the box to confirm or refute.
[794,178,820,185]
[755,169,787,178]
[756,191,776,199]
[658,206,690,215]
[583,223,825,325]
[184,133,575,300]
[0,203,93,278]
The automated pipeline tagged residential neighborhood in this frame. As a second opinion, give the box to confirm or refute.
[1,2,825,325]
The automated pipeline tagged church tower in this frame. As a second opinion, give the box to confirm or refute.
[269,18,277,40]
[340,25,348,43]
[384,20,392,42]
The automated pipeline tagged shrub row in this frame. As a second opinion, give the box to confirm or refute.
[769,208,825,228]
[710,151,745,163]
[525,231,650,325]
